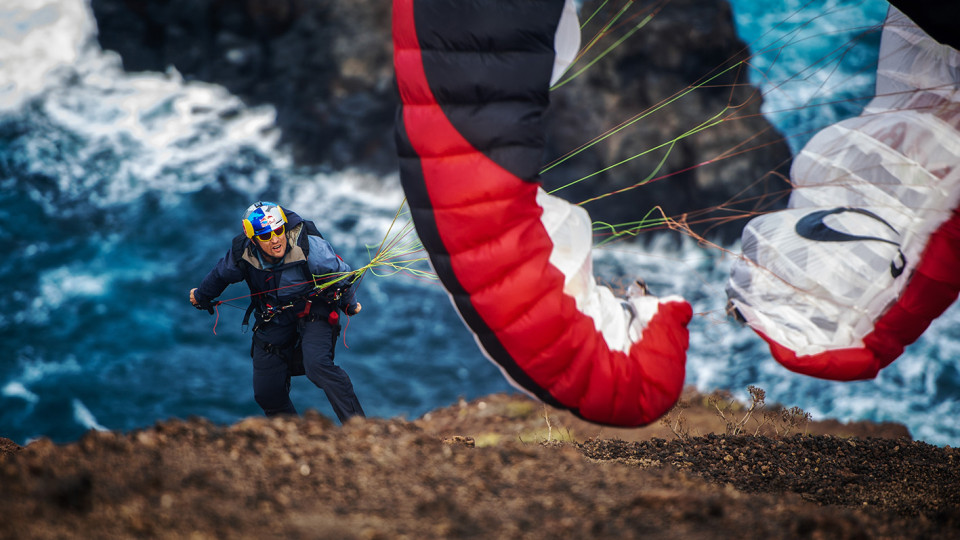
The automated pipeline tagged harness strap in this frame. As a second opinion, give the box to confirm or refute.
[242,302,257,333]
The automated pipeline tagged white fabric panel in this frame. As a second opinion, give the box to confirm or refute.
[727,7,960,356]
[550,0,581,87]
[536,188,682,353]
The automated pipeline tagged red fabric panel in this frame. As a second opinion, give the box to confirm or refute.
[760,332,881,380]
[868,209,960,368]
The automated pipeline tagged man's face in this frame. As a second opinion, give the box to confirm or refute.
[256,226,287,261]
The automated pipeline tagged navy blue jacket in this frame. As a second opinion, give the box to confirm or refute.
[194,210,358,320]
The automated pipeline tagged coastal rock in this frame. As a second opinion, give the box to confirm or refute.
[90,0,791,241]
[545,0,792,242]
[0,437,20,459]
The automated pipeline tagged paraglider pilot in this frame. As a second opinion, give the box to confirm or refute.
[189,201,365,422]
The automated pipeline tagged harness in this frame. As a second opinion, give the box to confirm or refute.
[246,288,343,378]
[231,217,339,332]
[241,285,343,332]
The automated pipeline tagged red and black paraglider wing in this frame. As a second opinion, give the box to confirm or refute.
[393,0,691,426]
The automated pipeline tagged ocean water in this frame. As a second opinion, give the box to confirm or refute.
[2,0,958,447]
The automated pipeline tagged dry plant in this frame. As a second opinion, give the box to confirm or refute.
[763,405,813,437]
[660,398,692,441]
[709,386,813,437]
[650,386,816,442]
[709,385,766,436]
[518,403,574,444]
[542,403,552,442]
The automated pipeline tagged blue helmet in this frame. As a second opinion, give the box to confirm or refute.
[242,201,287,239]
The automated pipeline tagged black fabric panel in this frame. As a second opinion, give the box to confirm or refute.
[415,0,565,182]
[888,0,960,50]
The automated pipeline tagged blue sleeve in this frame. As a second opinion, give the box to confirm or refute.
[195,248,245,303]
[306,235,358,309]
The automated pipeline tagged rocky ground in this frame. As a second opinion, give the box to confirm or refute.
[1,389,957,539]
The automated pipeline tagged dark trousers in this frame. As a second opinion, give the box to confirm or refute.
[251,315,365,423]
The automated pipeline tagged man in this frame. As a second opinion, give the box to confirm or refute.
[190,201,365,422]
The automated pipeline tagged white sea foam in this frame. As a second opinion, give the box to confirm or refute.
[283,170,405,220]
[18,267,109,324]
[18,354,82,383]
[28,63,281,208]
[5,0,283,211]
[2,381,39,404]
[72,398,108,432]
[1,355,82,430]
[0,0,94,111]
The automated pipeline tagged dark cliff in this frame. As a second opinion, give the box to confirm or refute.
[90,0,791,241]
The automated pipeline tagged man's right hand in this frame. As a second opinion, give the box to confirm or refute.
[190,288,216,314]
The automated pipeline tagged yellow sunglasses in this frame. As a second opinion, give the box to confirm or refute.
[254,224,285,242]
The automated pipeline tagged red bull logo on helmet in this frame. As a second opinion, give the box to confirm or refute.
[242,201,287,238]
